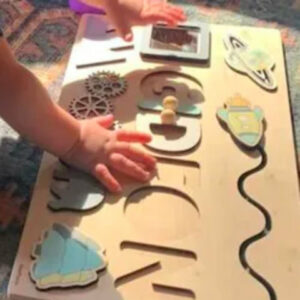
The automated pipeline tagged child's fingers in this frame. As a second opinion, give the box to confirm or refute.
[114,142,157,170]
[96,114,115,128]
[145,2,185,22]
[165,4,185,15]
[105,7,133,41]
[160,10,185,24]
[116,130,152,143]
[109,153,150,181]
[150,0,168,4]
[116,21,133,42]
[156,2,185,16]
[93,163,122,193]
[165,6,186,21]
[145,12,178,25]
[123,32,133,42]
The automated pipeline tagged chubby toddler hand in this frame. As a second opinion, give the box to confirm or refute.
[62,114,156,193]
[104,0,186,41]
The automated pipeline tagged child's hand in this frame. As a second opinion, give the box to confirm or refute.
[62,114,157,193]
[104,0,186,41]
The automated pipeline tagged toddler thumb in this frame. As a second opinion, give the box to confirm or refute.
[118,24,133,42]
[96,114,114,128]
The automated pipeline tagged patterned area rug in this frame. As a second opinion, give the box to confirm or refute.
[0,0,300,296]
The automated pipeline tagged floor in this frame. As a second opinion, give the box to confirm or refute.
[0,0,300,297]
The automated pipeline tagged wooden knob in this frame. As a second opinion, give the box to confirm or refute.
[161,109,176,125]
[163,96,178,111]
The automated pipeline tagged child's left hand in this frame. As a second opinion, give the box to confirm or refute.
[103,0,186,41]
[62,114,157,193]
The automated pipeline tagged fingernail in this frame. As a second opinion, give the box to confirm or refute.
[143,172,150,181]
[124,33,133,42]
[114,186,122,193]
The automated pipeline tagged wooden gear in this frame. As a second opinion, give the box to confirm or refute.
[68,94,114,119]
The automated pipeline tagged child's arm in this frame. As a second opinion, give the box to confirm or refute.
[0,37,156,193]
[0,38,80,157]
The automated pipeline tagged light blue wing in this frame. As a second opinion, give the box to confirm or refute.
[138,100,162,112]
[253,107,264,121]
[217,108,229,123]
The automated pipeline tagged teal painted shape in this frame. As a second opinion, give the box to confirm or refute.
[72,230,100,252]
[239,133,260,147]
[86,247,104,270]
[60,238,87,275]
[217,108,229,122]
[32,223,105,283]
[138,100,163,111]
[138,100,202,116]
[253,107,264,121]
[85,238,101,252]
[179,104,202,116]
[53,224,102,273]
[53,223,71,239]
[33,230,65,279]
[49,164,105,212]
[33,244,42,257]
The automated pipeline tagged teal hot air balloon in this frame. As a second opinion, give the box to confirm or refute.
[30,223,107,290]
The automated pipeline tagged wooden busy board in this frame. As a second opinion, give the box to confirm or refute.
[8,14,300,300]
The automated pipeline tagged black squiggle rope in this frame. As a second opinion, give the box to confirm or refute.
[237,144,277,300]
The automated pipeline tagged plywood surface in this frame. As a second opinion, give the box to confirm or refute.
[7,15,300,300]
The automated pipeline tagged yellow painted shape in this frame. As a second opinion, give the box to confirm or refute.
[239,49,273,71]
[39,273,61,286]
[79,271,94,282]
[228,110,260,135]
[61,272,81,284]
[37,271,96,288]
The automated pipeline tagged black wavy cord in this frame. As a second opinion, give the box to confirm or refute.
[237,144,277,300]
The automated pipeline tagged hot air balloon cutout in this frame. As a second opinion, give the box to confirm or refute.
[30,223,107,290]
[224,32,277,91]
[217,95,277,300]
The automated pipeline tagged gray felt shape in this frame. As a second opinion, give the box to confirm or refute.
[48,163,105,211]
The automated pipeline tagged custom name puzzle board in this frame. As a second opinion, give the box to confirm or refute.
[8,14,300,300]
